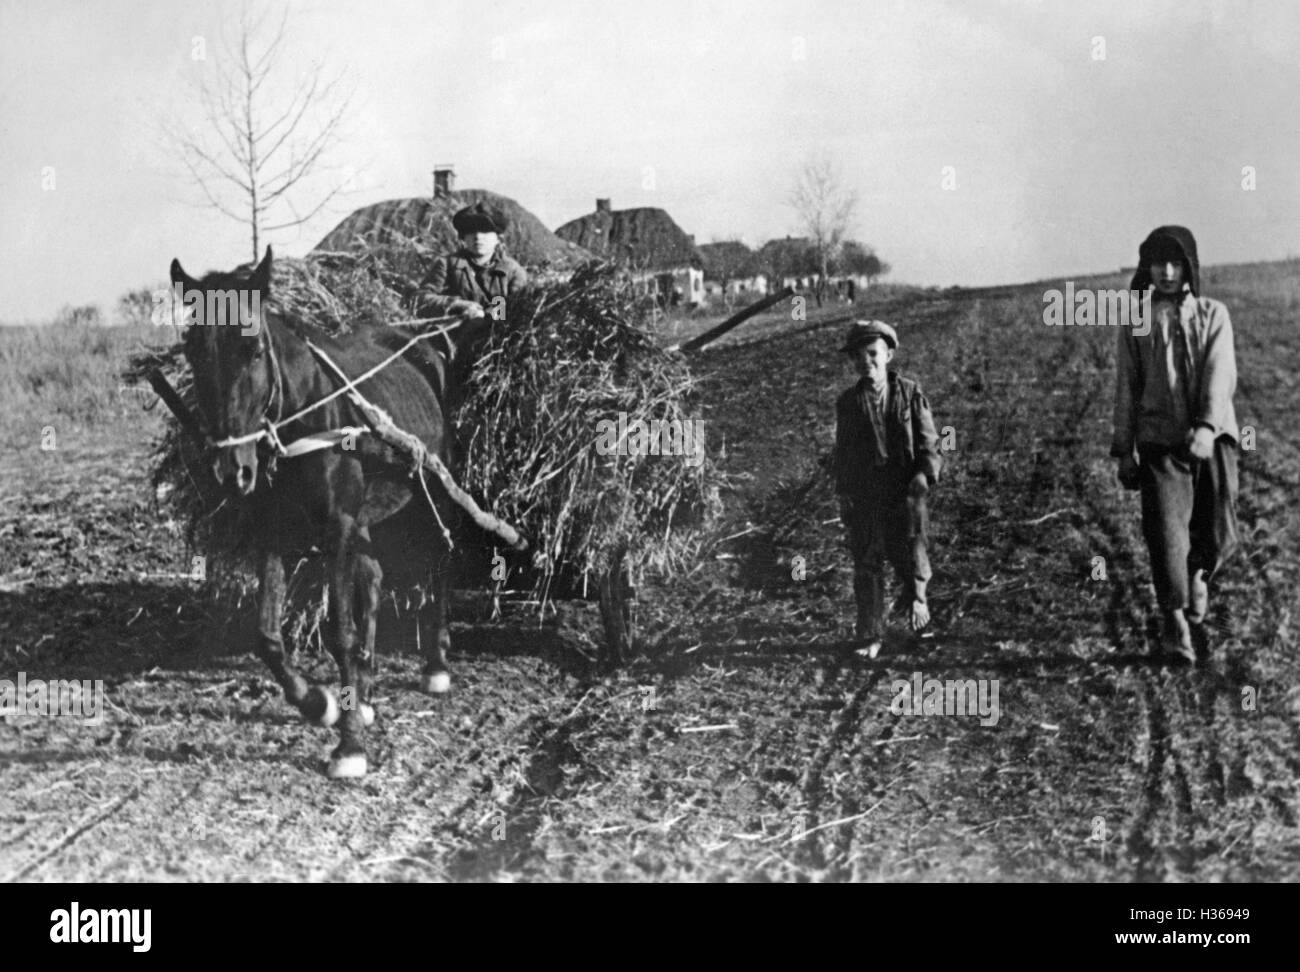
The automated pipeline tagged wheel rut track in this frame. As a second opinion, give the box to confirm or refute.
[793,666,886,872]
[1000,335,1191,881]
[320,664,575,880]
[1223,322,1300,818]
[1065,354,1198,881]
[443,704,593,881]
[5,783,145,883]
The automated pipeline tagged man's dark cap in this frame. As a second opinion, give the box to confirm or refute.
[452,202,508,235]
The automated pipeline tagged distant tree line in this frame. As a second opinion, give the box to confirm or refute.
[701,236,890,297]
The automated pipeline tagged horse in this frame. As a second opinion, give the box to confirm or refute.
[170,246,464,779]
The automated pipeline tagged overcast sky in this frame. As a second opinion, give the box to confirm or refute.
[1,0,1297,322]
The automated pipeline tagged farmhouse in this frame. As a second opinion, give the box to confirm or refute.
[555,198,705,306]
[698,240,769,303]
[313,166,590,274]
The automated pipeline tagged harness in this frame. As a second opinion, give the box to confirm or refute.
[204,312,467,547]
[206,314,463,460]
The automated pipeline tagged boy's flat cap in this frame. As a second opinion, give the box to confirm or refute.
[840,319,898,353]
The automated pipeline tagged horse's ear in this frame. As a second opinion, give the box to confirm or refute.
[170,258,189,287]
[253,246,273,291]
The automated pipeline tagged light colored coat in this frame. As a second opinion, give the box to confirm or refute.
[1111,290,1239,458]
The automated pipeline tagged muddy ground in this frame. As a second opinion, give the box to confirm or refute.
[2,267,1298,881]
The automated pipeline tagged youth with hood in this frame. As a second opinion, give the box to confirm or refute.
[1110,225,1240,663]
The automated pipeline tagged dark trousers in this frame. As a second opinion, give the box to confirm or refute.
[1137,440,1239,611]
[843,480,931,638]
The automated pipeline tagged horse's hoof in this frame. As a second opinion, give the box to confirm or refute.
[359,703,376,727]
[421,671,452,695]
[327,752,367,779]
[304,686,339,728]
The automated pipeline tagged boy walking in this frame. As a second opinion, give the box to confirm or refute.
[833,321,943,658]
[1111,225,1240,664]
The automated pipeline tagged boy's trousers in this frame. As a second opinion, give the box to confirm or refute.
[843,477,932,637]
[1137,439,1239,611]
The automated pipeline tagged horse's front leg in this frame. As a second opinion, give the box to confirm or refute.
[324,512,369,779]
[419,534,454,695]
[352,545,381,728]
[254,547,334,724]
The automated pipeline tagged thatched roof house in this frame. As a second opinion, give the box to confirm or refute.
[313,187,590,271]
[554,199,702,272]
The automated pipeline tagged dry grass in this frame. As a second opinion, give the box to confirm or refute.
[0,322,173,441]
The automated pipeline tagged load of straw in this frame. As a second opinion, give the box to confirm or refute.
[127,245,722,650]
[456,262,722,601]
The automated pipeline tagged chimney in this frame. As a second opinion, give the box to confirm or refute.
[433,165,456,198]
[596,198,611,214]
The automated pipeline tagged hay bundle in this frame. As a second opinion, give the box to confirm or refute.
[268,250,410,333]
[457,263,722,600]
[127,247,722,646]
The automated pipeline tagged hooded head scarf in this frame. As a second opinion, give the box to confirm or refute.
[1129,225,1200,296]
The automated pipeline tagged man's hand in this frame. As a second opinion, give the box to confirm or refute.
[908,472,929,500]
[448,299,486,319]
[1117,454,1140,490]
[1186,425,1215,461]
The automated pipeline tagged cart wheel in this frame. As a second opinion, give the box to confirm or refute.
[597,548,636,667]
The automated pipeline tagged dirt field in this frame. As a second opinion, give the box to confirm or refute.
[3,265,1298,882]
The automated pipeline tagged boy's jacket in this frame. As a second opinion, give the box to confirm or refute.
[415,250,528,314]
[834,371,942,494]
[1110,291,1239,457]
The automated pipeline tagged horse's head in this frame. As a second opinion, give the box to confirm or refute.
[170,247,277,496]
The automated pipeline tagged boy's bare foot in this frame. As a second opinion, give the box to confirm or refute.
[1161,609,1195,665]
[910,600,931,632]
[854,639,883,660]
[1187,569,1208,625]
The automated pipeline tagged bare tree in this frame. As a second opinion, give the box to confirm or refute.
[788,152,859,307]
[162,5,356,262]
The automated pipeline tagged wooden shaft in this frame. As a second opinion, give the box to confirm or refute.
[146,368,206,441]
[668,286,795,353]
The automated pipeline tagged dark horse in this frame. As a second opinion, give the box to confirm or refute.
[170,247,463,778]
